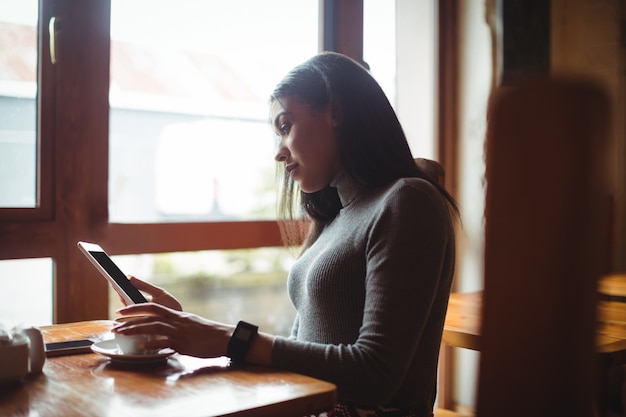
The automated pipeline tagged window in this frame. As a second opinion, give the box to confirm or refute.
[109,248,296,336]
[0,258,53,326]
[0,0,38,208]
[109,0,318,223]
[364,0,437,160]
[0,1,56,326]
[0,0,319,324]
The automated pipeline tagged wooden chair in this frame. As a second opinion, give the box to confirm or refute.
[414,157,465,417]
[434,409,466,417]
[416,157,446,187]
[599,273,626,302]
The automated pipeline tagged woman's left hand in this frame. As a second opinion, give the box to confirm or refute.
[113,303,232,358]
[126,276,183,311]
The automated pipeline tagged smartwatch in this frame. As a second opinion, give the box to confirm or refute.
[227,320,258,363]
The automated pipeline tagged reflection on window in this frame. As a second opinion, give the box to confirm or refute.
[0,0,38,208]
[0,258,53,326]
[109,0,318,223]
[110,248,296,336]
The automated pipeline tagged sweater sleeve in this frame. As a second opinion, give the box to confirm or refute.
[272,179,454,406]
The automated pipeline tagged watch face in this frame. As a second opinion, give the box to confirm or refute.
[235,327,253,341]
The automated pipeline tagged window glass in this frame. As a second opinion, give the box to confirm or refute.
[109,248,296,336]
[0,0,38,208]
[364,0,437,159]
[109,0,318,223]
[363,0,396,106]
[0,258,54,327]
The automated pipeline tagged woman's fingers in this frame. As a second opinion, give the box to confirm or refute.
[128,275,160,293]
[112,316,190,353]
[116,301,178,318]
[128,275,183,311]
[111,310,232,358]
[113,319,176,336]
[112,320,177,352]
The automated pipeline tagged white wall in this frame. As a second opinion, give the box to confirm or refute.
[395,0,437,159]
[454,0,493,409]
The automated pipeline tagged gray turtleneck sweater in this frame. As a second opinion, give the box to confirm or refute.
[271,174,456,414]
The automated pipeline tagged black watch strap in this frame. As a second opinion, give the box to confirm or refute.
[227,320,258,363]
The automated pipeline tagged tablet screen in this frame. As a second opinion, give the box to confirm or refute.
[78,241,148,305]
[89,251,148,304]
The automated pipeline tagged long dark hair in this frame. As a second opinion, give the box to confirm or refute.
[271,52,458,248]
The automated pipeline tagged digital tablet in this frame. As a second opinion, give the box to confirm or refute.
[77,241,148,305]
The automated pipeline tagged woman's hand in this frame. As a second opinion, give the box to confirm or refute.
[113,303,232,358]
[125,275,183,311]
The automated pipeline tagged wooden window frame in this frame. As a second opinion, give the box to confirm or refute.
[436,0,460,410]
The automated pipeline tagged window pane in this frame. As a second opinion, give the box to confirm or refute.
[109,248,295,336]
[364,0,437,159]
[0,258,53,327]
[0,0,38,208]
[364,0,396,106]
[109,0,318,223]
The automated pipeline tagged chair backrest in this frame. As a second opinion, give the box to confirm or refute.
[415,157,445,187]
[477,77,610,417]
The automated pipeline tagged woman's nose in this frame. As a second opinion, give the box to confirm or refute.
[274,145,288,162]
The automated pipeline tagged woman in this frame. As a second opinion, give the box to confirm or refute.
[115,52,459,417]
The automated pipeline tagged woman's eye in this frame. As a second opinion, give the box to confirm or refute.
[279,122,291,135]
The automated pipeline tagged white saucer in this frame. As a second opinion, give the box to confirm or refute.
[91,339,175,364]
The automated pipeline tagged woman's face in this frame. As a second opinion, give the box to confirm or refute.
[272,96,341,193]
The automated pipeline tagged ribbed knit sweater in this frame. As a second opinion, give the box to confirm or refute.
[271,173,456,414]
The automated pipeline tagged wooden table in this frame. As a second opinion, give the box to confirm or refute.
[598,273,626,300]
[441,291,482,351]
[442,289,626,415]
[443,291,626,354]
[0,321,337,417]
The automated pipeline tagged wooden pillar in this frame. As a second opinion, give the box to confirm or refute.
[477,78,610,416]
[320,0,364,63]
